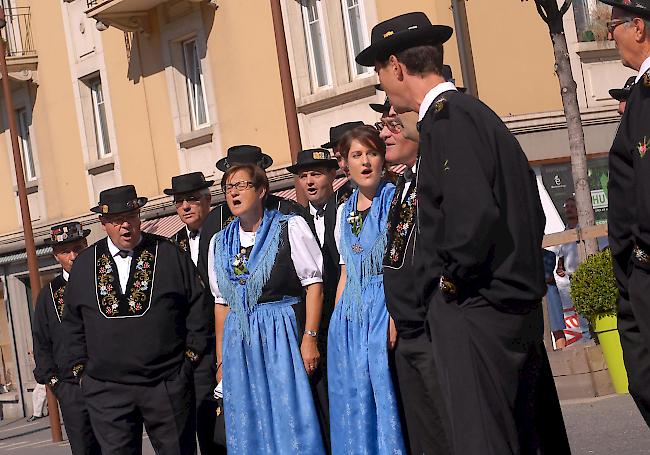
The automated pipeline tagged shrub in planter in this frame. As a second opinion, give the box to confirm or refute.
[570,248,617,323]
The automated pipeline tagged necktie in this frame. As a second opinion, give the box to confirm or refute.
[315,206,326,218]
[117,250,130,259]
[403,168,415,182]
[189,230,199,239]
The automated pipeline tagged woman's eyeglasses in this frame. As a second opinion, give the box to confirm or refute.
[224,180,254,193]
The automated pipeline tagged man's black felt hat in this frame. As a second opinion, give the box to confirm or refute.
[163,172,214,196]
[215,145,273,172]
[44,222,91,246]
[609,76,636,101]
[90,185,148,215]
[287,148,339,174]
[321,121,365,149]
[356,12,453,67]
[599,0,650,19]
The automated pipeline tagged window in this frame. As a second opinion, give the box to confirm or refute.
[182,39,210,130]
[16,108,36,181]
[88,77,112,159]
[301,0,332,89]
[341,0,370,77]
[573,0,610,42]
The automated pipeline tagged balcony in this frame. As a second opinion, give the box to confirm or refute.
[1,7,38,80]
[85,0,216,33]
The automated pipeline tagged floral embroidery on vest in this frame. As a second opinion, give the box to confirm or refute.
[384,179,417,268]
[49,278,66,323]
[177,238,189,253]
[96,241,157,318]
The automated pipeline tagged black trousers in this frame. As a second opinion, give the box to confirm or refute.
[426,293,570,455]
[81,362,196,455]
[55,381,101,455]
[393,333,450,455]
[194,339,226,454]
[620,263,650,426]
[310,343,330,453]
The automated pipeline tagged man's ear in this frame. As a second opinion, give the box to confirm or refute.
[389,55,405,81]
[635,17,648,42]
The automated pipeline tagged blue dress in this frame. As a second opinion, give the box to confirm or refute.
[211,210,325,455]
[328,182,406,454]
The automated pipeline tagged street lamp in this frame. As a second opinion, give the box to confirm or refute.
[0,6,63,443]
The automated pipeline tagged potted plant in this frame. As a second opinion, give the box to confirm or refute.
[570,248,628,393]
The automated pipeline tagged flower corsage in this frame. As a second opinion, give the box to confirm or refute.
[347,210,363,236]
[232,249,248,276]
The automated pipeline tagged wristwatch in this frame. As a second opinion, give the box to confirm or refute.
[304,330,318,338]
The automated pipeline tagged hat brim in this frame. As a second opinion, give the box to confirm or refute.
[598,0,650,19]
[321,140,336,149]
[356,25,453,67]
[215,154,273,172]
[44,229,91,246]
[369,103,390,113]
[162,181,214,196]
[287,160,339,175]
[90,197,148,214]
[609,88,629,101]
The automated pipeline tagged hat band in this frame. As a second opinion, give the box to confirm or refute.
[100,198,141,214]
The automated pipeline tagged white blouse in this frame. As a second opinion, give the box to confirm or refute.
[334,204,346,266]
[207,216,323,305]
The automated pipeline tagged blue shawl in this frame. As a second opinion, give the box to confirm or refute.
[340,181,395,320]
[213,209,293,339]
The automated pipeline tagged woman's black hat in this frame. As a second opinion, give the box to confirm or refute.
[44,222,91,246]
[90,185,148,215]
[370,96,391,114]
[163,172,214,196]
[287,148,339,174]
[321,121,365,149]
[215,145,273,172]
[598,0,650,19]
[609,76,636,101]
[356,12,453,67]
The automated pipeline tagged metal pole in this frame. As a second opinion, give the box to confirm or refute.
[0,6,62,443]
[451,0,479,97]
[269,0,307,206]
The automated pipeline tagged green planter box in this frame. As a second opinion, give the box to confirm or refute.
[594,314,628,394]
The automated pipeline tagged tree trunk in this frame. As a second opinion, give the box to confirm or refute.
[547,10,599,258]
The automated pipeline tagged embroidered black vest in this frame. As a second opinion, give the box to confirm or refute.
[174,227,189,253]
[49,275,67,322]
[95,237,158,318]
[384,175,417,269]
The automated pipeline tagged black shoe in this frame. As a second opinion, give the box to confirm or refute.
[26,415,43,422]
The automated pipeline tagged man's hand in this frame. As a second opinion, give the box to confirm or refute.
[301,335,320,377]
[388,317,398,350]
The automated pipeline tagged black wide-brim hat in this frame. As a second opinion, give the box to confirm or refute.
[215,145,273,172]
[598,0,650,19]
[287,148,339,174]
[321,121,365,149]
[370,96,391,114]
[609,76,637,101]
[163,171,214,196]
[356,12,453,67]
[44,222,91,246]
[90,185,148,215]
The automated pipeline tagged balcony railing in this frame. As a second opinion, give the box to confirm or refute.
[86,0,105,7]
[1,7,36,59]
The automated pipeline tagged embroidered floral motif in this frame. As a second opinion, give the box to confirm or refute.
[177,238,189,253]
[96,245,156,318]
[643,72,650,88]
[384,180,417,268]
[233,248,249,276]
[53,285,66,319]
[638,137,649,159]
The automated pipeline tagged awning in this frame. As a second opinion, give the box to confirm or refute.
[141,216,185,238]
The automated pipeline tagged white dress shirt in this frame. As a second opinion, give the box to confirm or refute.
[418,81,458,121]
[62,270,70,282]
[309,202,327,247]
[401,164,417,203]
[636,55,650,83]
[186,227,201,266]
[106,236,137,294]
[207,216,323,305]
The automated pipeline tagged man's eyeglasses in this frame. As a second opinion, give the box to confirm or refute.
[174,195,203,206]
[374,118,403,134]
[101,211,140,226]
[606,18,632,35]
[224,180,254,193]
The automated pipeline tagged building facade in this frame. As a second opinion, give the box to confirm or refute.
[0,0,630,419]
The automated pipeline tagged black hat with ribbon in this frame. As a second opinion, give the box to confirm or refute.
[163,172,214,196]
[370,96,391,114]
[598,0,650,19]
[609,76,636,101]
[215,145,273,172]
[44,222,91,246]
[321,121,365,149]
[287,148,339,174]
[356,12,453,67]
[90,185,148,215]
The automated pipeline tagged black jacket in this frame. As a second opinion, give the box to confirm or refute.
[62,233,211,384]
[608,73,650,297]
[415,90,546,309]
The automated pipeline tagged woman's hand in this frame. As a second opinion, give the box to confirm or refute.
[301,335,320,377]
[388,317,398,350]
